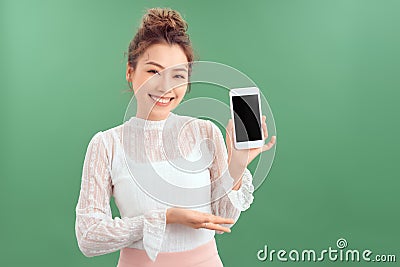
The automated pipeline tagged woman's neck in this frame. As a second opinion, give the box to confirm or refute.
[135,110,171,121]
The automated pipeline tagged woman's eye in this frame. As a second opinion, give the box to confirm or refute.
[174,75,186,79]
[148,70,160,75]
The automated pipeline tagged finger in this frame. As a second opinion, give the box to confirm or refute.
[201,213,235,224]
[210,216,235,225]
[261,115,268,141]
[203,222,231,233]
[262,119,268,140]
[227,118,233,130]
[208,214,235,223]
[261,136,276,152]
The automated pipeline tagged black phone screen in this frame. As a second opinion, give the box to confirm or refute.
[232,94,263,142]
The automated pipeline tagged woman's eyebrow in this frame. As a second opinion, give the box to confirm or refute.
[145,61,188,72]
[145,61,165,69]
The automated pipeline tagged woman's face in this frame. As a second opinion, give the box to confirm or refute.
[126,43,189,121]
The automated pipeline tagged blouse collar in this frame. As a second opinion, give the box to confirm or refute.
[126,112,176,129]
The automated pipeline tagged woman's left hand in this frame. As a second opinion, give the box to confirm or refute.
[226,115,276,168]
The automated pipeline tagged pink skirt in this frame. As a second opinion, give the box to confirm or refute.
[117,238,223,267]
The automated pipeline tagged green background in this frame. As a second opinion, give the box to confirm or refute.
[1,0,399,266]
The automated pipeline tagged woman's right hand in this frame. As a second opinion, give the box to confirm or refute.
[166,208,234,233]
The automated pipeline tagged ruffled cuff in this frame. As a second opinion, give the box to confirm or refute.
[222,168,255,211]
[142,208,167,262]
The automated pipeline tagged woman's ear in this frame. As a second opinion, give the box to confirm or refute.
[126,63,134,82]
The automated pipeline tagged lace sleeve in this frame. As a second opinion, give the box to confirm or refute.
[75,131,167,261]
[207,121,255,233]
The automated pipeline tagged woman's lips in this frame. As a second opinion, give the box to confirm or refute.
[148,94,174,106]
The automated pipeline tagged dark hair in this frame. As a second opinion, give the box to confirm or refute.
[126,7,197,93]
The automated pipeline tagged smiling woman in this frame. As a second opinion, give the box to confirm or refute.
[126,43,189,120]
[125,7,194,121]
[74,7,270,267]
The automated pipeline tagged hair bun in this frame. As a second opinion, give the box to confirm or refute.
[142,7,187,33]
[127,7,195,82]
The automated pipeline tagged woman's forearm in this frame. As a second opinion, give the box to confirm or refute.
[228,160,246,191]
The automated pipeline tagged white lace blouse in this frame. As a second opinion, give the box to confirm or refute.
[75,112,255,262]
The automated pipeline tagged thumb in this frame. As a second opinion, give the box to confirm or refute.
[226,119,234,143]
[226,119,235,160]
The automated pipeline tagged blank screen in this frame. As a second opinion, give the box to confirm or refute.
[232,94,262,142]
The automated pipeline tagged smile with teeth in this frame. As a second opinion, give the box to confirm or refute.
[149,94,174,104]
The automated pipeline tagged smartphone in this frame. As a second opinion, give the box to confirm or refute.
[229,87,264,150]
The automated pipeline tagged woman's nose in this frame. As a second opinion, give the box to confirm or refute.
[156,72,175,94]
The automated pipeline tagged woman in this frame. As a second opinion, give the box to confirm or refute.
[75,7,276,267]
